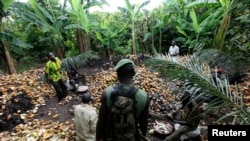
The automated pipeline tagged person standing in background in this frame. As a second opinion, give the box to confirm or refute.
[168,40,179,61]
[45,52,68,105]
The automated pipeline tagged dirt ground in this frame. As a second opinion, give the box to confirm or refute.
[34,91,81,124]
[34,67,106,123]
[34,91,207,141]
[33,65,211,141]
[33,80,208,141]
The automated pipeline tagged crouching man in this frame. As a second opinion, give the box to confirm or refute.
[150,92,204,141]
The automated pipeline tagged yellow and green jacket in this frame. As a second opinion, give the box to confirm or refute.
[45,57,62,82]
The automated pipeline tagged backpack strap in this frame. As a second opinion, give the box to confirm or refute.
[111,85,138,103]
[110,84,139,120]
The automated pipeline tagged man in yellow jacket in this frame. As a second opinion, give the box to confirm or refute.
[45,52,67,104]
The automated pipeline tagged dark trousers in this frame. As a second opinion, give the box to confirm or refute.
[51,79,68,101]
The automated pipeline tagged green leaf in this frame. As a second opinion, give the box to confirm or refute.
[185,0,219,9]
[64,24,83,30]
[138,0,150,10]
[190,8,200,34]
[69,0,89,32]
[143,32,152,42]
[28,0,48,25]
[124,0,133,12]
[95,31,104,43]
[176,26,188,37]
[1,0,12,12]
[0,32,32,48]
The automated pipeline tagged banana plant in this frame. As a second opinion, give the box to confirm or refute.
[144,54,250,124]
[144,6,172,54]
[96,18,129,58]
[213,0,235,50]
[1,0,32,74]
[165,0,222,52]
[65,0,107,53]
[118,0,150,55]
[11,0,68,58]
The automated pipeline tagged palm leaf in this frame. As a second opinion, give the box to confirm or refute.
[185,0,219,8]
[144,53,250,124]
[84,0,108,9]
[138,0,150,10]
[61,51,100,71]
[194,48,236,81]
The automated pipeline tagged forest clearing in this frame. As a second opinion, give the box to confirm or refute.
[0,0,249,140]
[1,55,250,140]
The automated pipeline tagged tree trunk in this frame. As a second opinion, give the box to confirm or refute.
[83,32,90,52]
[159,30,162,53]
[50,38,64,59]
[76,29,85,53]
[55,47,64,59]
[1,40,16,74]
[105,49,112,62]
[132,21,136,55]
[151,32,157,55]
[139,18,146,54]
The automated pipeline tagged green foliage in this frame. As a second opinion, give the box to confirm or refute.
[0,0,12,16]
[16,56,40,73]
[227,0,250,50]
[24,26,53,60]
[0,32,32,49]
[2,0,248,76]
[213,0,235,50]
[68,0,90,32]
[65,49,81,57]
[94,16,129,55]
[12,0,71,56]
[118,0,150,55]
[168,0,221,52]
[113,40,132,55]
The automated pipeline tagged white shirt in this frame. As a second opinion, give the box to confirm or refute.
[169,45,179,56]
[74,103,98,141]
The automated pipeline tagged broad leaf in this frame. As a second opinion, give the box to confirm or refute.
[0,32,32,48]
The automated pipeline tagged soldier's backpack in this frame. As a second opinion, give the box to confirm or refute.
[108,85,139,141]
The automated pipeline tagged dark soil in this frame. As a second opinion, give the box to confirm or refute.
[33,56,119,123]
[0,93,34,132]
[34,91,81,123]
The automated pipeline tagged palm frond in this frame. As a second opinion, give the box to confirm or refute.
[144,53,250,124]
[194,48,236,81]
[61,51,99,71]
